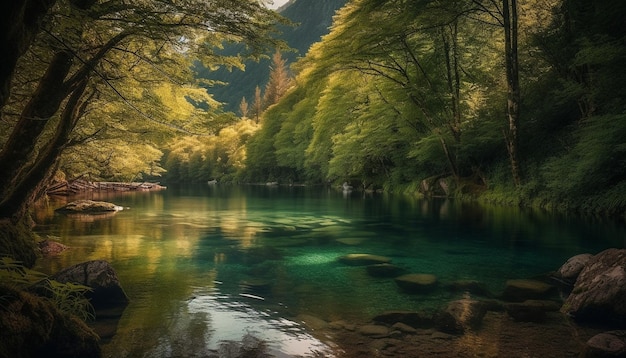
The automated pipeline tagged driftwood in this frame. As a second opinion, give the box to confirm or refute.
[46,179,165,196]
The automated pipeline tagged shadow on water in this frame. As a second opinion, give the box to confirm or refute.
[33,184,625,357]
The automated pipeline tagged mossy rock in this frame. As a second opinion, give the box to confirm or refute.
[56,200,121,213]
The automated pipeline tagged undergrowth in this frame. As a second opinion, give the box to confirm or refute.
[0,257,94,321]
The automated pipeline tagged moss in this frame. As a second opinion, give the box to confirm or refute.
[0,219,38,268]
[0,285,101,358]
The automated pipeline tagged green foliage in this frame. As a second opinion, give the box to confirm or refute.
[0,257,47,289]
[0,257,94,321]
[46,280,95,322]
[163,120,260,183]
[541,114,626,198]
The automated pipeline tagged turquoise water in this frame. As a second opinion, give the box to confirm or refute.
[34,185,625,357]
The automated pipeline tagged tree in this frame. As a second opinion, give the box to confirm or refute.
[239,97,250,118]
[0,0,285,221]
[253,85,263,123]
[263,50,293,108]
[502,0,522,186]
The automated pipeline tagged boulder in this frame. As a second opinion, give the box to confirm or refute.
[557,253,594,282]
[435,299,487,334]
[372,310,434,328]
[38,239,69,256]
[501,279,555,302]
[562,248,626,327]
[366,263,407,278]
[51,260,129,311]
[395,273,438,293]
[582,330,626,358]
[338,253,391,266]
[56,200,122,213]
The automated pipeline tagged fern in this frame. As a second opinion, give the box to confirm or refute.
[0,256,95,321]
[46,280,95,321]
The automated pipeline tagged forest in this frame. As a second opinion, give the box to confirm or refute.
[1,1,626,357]
[168,0,626,219]
[1,0,626,264]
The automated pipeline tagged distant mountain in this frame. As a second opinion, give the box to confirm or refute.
[195,0,347,113]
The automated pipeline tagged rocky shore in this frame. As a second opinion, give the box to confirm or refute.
[295,249,626,357]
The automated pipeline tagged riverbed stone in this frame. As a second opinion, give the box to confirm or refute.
[504,300,559,323]
[445,280,493,297]
[395,273,438,293]
[392,322,417,334]
[38,239,69,256]
[366,263,407,278]
[582,330,626,358]
[557,253,594,283]
[435,299,487,333]
[297,314,328,331]
[329,320,356,331]
[338,253,391,266]
[51,260,129,311]
[501,279,555,302]
[562,248,626,327]
[240,278,272,293]
[359,324,390,337]
[372,310,434,328]
[55,200,122,213]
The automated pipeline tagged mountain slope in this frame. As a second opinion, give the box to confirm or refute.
[195,0,347,113]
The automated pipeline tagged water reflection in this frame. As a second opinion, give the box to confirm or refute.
[33,185,624,357]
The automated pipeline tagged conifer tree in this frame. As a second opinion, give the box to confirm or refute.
[264,50,293,108]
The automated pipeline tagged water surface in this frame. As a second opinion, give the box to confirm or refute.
[34,185,625,357]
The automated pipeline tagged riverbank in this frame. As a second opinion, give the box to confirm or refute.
[320,309,604,358]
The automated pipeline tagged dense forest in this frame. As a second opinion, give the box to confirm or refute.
[1,0,626,263]
[167,0,626,217]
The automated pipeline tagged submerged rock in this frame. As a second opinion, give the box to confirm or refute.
[56,200,122,213]
[297,314,328,331]
[395,273,438,293]
[435,299,487,334]
[366,263,407,278]
[562,248,626,327]
[504,300,560,323]
[556,253,594,283]
[358,324,390,337]
[51,260,129,311]
[338,253,391,266]
[38,239,69,256]
[445,280,493,298]
[582,330,626,358]
[372,310,434,328]
[501,279,555,302]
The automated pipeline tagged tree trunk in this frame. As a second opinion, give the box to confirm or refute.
[503,0,522,187]
[0,0,57,107]
[0,50,74,193]
[0,79,89,219]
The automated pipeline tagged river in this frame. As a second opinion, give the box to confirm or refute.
[33,184,625,357]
